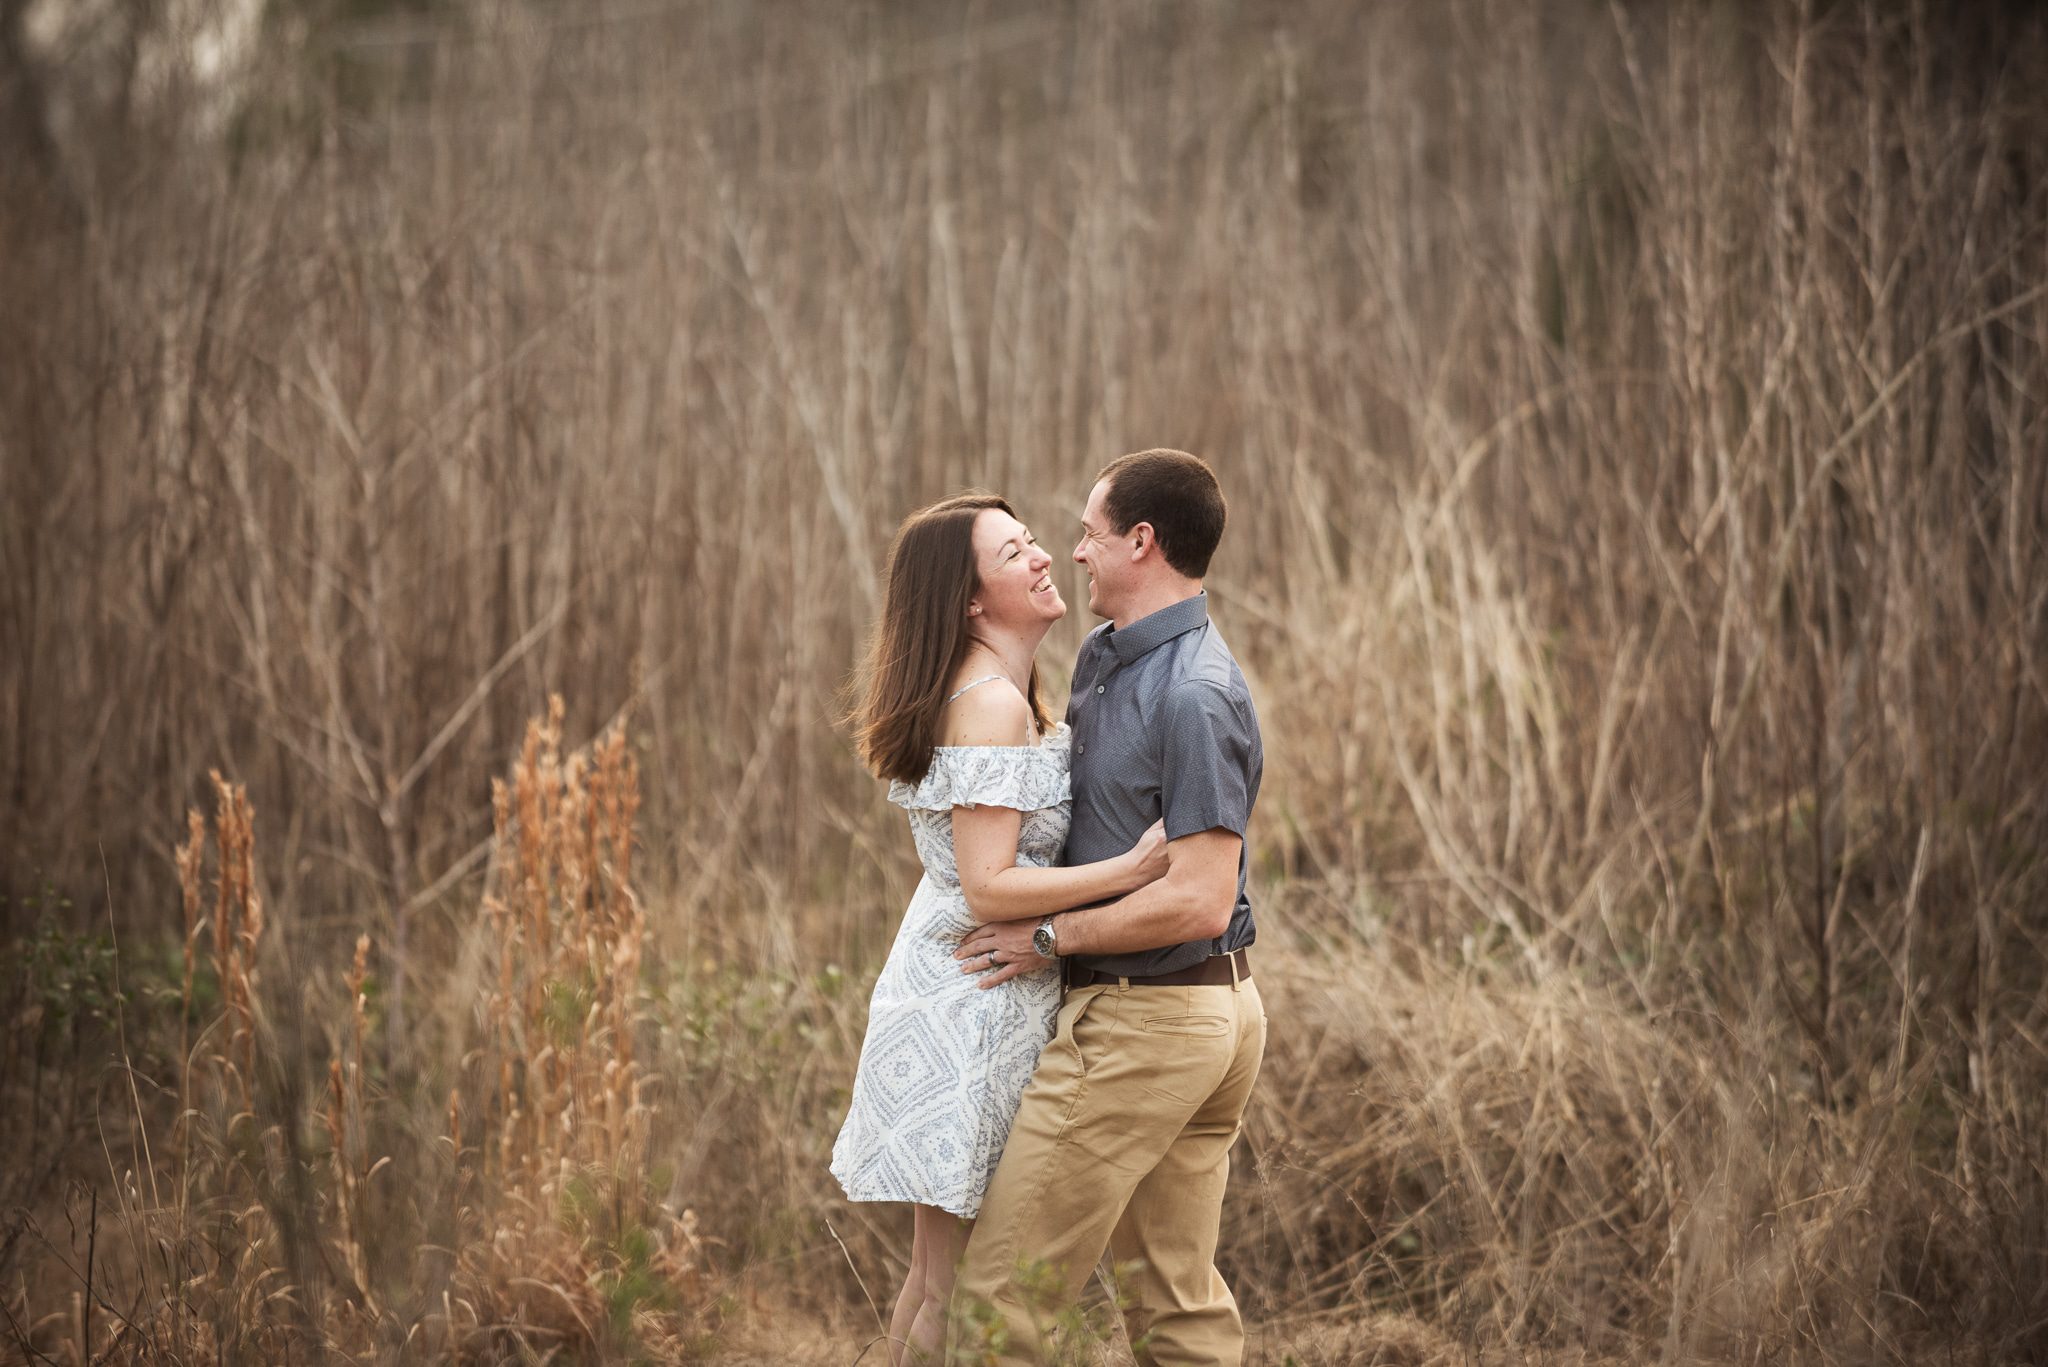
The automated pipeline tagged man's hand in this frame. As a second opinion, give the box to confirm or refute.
[955,919,1052,990]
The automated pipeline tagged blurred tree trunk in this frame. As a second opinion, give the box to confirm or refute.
[0,0,65,213]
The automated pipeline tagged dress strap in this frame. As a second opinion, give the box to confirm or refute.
[945,674,1006,703]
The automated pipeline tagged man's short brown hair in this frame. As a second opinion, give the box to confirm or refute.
[1097,449,1228,579]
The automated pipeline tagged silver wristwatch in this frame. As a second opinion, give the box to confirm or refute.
[1031,917,1059,959]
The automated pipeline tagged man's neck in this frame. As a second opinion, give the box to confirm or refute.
[1111,580,1204,632]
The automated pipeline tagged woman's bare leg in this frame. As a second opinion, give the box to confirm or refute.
[885,1211,929,1367]
[906,1205,972,1361]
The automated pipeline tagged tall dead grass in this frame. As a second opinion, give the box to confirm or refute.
[6,701,719,1362]
[2,0,2045,1362]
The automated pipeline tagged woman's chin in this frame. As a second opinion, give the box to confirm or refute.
[1027,586,1066,620]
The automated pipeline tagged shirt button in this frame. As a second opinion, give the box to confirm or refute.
[1096,685,1105,693]
[1077,742,1085,755]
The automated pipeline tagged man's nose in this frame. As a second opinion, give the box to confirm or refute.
[1071,540,1087,563]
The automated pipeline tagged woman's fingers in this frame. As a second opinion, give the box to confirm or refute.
[1129,818,1171,883]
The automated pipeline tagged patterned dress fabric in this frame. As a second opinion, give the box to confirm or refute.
[830,721,1072,1218]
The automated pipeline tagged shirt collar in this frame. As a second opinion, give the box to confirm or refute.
[1105,591,1209,664]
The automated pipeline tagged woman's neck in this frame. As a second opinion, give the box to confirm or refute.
[963,623,1045,695]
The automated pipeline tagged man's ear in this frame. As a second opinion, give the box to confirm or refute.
[1129,522,1156,561]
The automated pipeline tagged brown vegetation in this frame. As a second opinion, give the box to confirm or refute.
[2,1,2045,1362]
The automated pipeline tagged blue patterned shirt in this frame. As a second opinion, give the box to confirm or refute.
[1061,591,1263,976]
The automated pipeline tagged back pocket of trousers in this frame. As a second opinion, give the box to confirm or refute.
[1141,1013,1230,1038]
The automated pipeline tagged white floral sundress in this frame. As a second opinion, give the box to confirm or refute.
[830,681,1070,1218]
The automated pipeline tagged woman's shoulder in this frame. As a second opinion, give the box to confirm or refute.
[889,719,1069,812]
[938,675,1033,749]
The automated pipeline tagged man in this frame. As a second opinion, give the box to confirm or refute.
[953,448,1266,1365]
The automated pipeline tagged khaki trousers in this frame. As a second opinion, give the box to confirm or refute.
[951,972,1267,1365]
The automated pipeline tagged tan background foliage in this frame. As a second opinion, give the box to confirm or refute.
[2,2,2044,1362]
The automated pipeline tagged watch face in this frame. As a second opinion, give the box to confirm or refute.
[1033,924,1055,957]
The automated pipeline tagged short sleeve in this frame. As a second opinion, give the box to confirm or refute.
[1158,682,1259,842]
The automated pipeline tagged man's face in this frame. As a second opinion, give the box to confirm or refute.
[1072,478,1125,621]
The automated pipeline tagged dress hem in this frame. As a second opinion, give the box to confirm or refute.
[832,1179,982,1220]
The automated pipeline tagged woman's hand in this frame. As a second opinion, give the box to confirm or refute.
[1125,819,1169,891]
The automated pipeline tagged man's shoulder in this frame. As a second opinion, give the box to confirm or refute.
[1157,631,1261,751]
[1169,624,1254,699]
[1160,673,1256,733]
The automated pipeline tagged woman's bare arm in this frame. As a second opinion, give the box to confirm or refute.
[952,804,1163,923]
[940,680,1166,925]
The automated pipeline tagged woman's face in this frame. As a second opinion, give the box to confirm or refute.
[969,508,1064,631]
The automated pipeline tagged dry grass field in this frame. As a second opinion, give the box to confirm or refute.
[3,1,2045,1362]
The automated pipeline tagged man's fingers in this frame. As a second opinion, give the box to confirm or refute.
[958,946,1007,976]
[977,959,1031,989]
[976,957,1055,990]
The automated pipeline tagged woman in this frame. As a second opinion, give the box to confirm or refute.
[830,493,1167,1364]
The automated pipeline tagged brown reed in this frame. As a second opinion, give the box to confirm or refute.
[7,699,718,1363]
[437,695,707,1359]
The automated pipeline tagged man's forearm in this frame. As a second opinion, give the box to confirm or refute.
[1051,873,1226,958]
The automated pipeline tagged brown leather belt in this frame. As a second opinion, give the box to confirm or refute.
[1064,946,1250,989]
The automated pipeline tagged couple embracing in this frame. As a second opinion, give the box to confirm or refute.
[831,449,1267,1365]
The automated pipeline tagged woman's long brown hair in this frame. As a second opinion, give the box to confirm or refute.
[852,492,1052,783]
